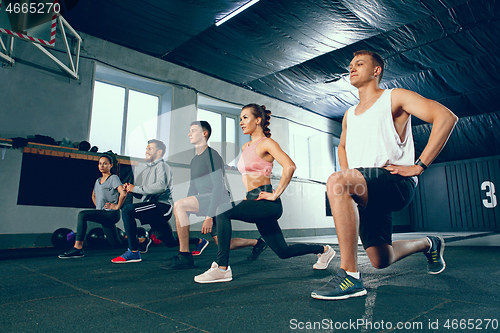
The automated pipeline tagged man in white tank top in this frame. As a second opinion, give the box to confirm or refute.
[312,50,458,301]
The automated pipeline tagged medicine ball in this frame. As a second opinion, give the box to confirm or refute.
[86,227,109,247]
[78,141,91,151]
[116,227,126,246]
[51,228,75,249]
[136,227,149,239]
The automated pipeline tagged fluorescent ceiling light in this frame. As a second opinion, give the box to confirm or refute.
[215,0,259,26]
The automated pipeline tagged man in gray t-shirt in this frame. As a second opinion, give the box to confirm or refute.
[111,139,198,264]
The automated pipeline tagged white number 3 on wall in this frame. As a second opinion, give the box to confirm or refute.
[481,181,497,208]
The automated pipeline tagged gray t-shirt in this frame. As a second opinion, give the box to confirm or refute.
[93,174,123,210]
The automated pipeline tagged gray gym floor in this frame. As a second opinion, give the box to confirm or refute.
[1,232,499,332]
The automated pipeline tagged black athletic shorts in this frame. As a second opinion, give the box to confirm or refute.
[195,193,229,237]
[355,167,416,249]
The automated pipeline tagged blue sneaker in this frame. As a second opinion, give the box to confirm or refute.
[192,238,209,256]
[425,236,446,274]
[311,269,367,300]
[111,249,142,263]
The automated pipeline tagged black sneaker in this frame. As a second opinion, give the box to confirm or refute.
[311,269,367,300]
[161,254,194,270]
[159,255,177,269]
[425,236,446,274]
[247,237,268,261]
[139,237,152,254]
[58,248,84,259]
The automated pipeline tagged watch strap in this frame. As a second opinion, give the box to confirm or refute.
[415,159,428,170]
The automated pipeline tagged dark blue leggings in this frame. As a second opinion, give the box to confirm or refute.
[122,202,198,251]
[216,184,323,266]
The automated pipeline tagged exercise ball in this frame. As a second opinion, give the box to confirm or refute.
[116,227,127,246]
[136,227,149,239]
[51,228,75,249]
[86,228,109,247]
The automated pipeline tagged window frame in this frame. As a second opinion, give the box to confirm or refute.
[197,106,240,166]
[89,61,169,157]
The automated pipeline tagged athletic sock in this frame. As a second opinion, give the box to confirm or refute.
[346,271,360,279]
[179,251,191,256]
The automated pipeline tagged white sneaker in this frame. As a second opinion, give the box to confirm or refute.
[194,262,233,283]
[313,245,336,270]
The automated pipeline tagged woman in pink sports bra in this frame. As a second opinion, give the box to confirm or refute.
[194,104,335,284]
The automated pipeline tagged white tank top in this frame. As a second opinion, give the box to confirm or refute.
[345,89,415,169]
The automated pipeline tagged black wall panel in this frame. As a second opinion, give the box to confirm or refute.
[410,155,500,231]
[18,151,134,209]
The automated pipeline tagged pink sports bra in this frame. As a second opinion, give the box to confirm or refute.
[237,137,273,177]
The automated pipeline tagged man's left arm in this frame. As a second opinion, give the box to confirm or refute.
[206,150,225,218]
[386,88,458,177]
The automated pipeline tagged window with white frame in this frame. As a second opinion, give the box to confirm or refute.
[197,95,240,166]
[89,65,172,158]
[289,131,310,179]
[289,122,337,181]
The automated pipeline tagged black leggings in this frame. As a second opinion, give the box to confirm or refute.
[216,184,323,267]
[76,209,122,248]
[122,202,199,251]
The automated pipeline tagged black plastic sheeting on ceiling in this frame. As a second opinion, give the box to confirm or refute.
[414,111,500,163]
[63,0,251,58]
[245,0,500,121]
[61,0,500,162]
[164,0,381,83]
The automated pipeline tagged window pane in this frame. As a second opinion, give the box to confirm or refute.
[125,90,159,158]
[292,134,310,178]
[334,146,340,173]
[198,109,222,153]
[225,117,236,166]
[89,81,125,153]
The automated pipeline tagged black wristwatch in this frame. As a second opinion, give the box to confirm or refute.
[415,158,428,170]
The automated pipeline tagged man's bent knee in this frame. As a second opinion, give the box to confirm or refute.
[173,199,189,214]
[327,172,348,196]
[366,245,392,269]
[173,201,180,212]
[369,257,390,269]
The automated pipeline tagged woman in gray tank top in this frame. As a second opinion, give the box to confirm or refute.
[58,154,127,259]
